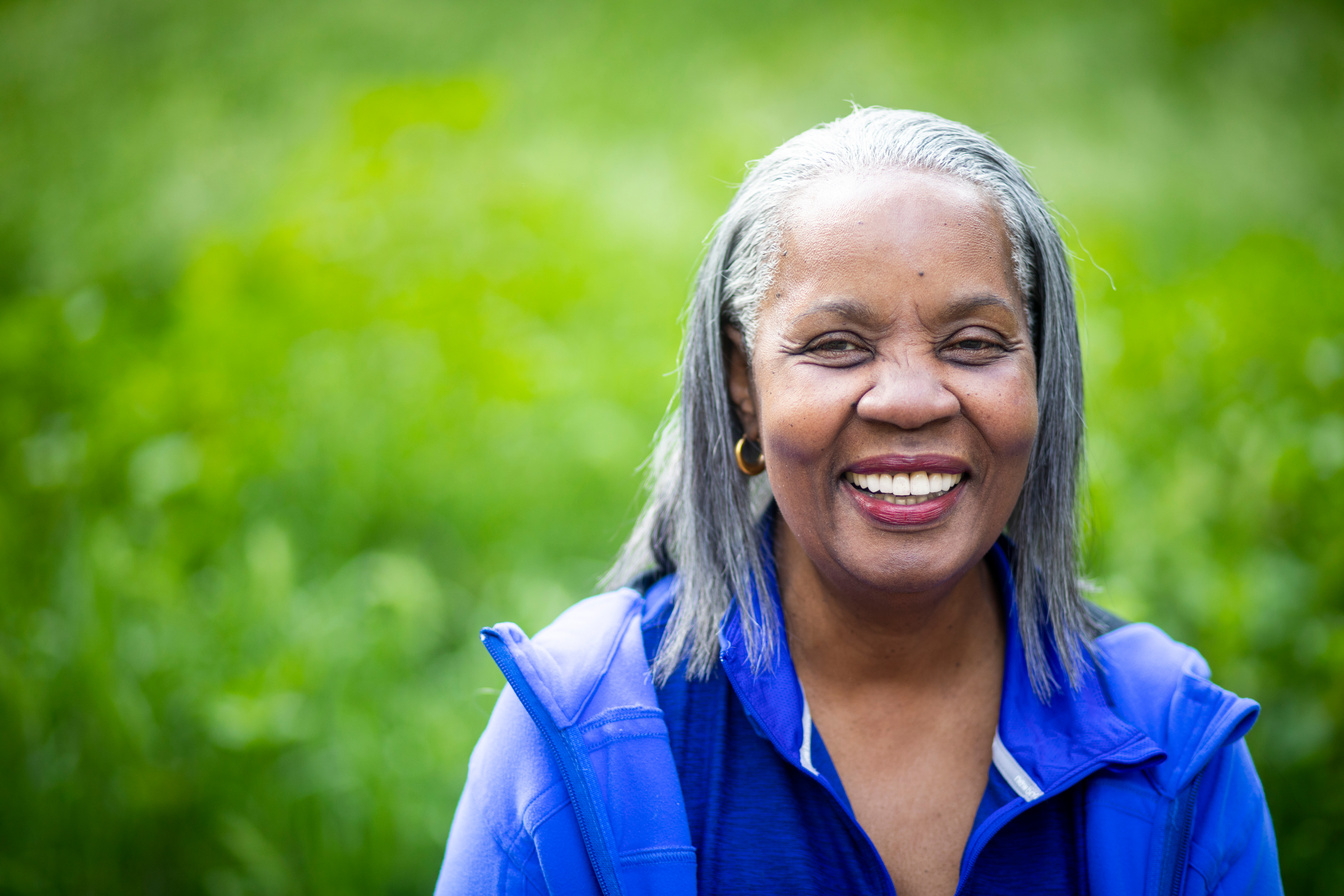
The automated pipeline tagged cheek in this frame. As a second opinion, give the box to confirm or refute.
[754,367,857,464]
[985,367,1039,470]
[957,362,1038,469]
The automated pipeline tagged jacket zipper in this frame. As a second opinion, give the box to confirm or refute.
[1159,768,1205,896]
[724,668,898,896]
[481,628,624,896]
[951,756,1124,896]
[753,697,1121,896]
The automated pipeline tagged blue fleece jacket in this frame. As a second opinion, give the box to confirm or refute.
[435,547,1281,895]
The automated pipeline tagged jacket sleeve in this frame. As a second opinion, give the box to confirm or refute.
[433,688,601,896]
[433,688,549,896]
[1186,738,1283,895]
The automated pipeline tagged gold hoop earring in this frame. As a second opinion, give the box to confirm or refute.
[734,437,766,476]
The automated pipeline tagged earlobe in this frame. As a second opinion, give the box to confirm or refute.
[724,326,759,441]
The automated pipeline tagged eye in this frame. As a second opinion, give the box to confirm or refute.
[949,338,998,351]
[942,330,1012,363]
[801,333,871,364]
[814,337,863,353]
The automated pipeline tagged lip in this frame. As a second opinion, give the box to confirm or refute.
[846,454,970,476]
[842,454,969,527]
[845,478,964,526]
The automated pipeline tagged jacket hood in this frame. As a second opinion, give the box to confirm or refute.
[486,587,656,730]
[1093,622,1259,796]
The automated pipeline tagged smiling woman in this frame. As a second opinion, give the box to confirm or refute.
[432,109,1283,896]
[730,171,1041,891]
[735,170,1037,601]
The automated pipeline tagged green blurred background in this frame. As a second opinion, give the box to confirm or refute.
[2,0,1341,891]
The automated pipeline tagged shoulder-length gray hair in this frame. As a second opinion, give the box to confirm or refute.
[606,107,1089,700]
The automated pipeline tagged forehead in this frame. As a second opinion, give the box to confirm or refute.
[772,169,1020,313]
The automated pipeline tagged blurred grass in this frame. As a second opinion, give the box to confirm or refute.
[1,0,1341,891]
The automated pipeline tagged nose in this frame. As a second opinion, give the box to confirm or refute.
[854,357,960,430]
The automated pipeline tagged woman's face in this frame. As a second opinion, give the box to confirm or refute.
[729,169,1038,605]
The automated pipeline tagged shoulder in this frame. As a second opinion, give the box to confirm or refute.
[437,584,695,896]
[436,674,572,894]
[1091,620,1259,791]
[461,585,658,804]
[438,591,650,894]
[1083,619,1282,894]
[1185,735,1281,892]
[493,587,653,725]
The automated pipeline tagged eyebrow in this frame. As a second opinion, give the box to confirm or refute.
[787,299,890,329]
[787,293,1020,329]
[939,294,1021,321]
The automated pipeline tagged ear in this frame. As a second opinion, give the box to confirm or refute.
[724,325,759,442]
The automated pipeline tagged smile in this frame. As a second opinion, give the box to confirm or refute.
[844,471,963,505]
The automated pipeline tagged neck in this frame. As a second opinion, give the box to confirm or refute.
[775,518,1006,693]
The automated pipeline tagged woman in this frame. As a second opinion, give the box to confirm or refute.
[435,109,1281,895]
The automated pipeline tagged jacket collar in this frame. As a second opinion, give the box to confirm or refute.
[985,543,1164,793]
[718,526,1165,801]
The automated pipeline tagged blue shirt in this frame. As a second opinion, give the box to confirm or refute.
[642,539,1085,895]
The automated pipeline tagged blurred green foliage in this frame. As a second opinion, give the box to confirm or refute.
[1,0,1341,891]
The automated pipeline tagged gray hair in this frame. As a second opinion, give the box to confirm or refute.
[605,107,1090,700]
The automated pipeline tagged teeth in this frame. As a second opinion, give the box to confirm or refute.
[845,470,963,503]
